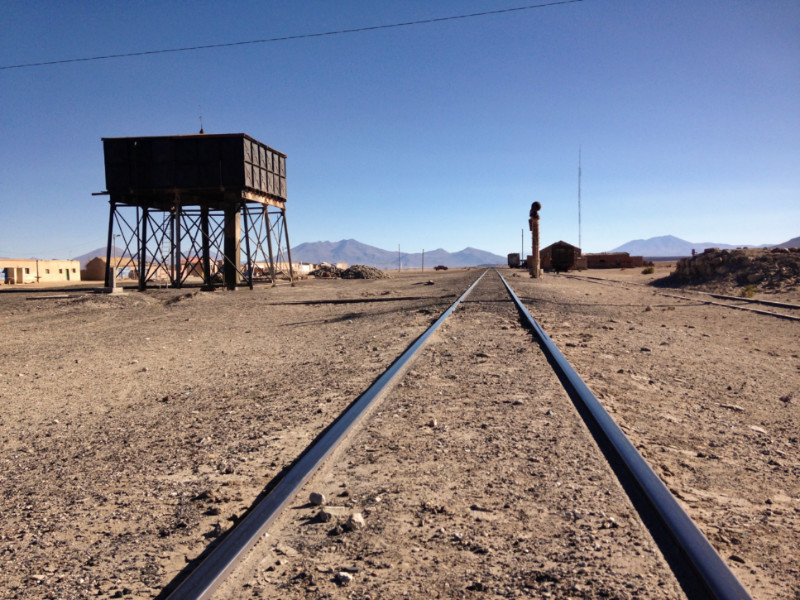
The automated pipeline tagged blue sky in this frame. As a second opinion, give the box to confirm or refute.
[1,0,798,259]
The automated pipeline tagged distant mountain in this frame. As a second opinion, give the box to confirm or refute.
[291,239,505,269]
[611,235,745,257]
[775,236,800,248]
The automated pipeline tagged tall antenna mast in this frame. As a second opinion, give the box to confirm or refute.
[578,146,582,249]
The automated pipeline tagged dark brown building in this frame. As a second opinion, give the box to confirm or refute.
[540,241,581,272]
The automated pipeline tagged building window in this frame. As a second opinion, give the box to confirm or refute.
[59,269,63,274]
[45,269,50,274]
[72,268,76,273]
[25,268,30,274]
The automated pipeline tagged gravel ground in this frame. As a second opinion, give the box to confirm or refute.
[0,271,466,599]
[218,270,684,600]
[1,265,797,599]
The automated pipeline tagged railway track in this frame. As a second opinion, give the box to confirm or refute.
[165,270,752,600]
[561,272,800,322]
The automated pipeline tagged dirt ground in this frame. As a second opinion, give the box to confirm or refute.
[0,264,797,599]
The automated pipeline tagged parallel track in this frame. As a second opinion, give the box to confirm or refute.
[165,269,751,600]
[562,272,800,321]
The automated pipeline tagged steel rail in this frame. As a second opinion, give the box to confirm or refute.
[705,291,799,310]
[165,270,488,600]
[562,272,800,318]
[498,272,752,600]
[656,291,800,322]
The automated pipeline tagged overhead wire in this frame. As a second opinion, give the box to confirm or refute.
[1,0,583,71]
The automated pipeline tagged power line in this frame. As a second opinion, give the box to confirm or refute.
[1,1,584,71]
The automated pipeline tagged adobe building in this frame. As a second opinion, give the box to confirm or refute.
[0,259,81,284]
[583,252,644,269]
[83,256,143,281]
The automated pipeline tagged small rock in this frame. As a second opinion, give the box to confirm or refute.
[749,425,767,435]
[275,543,298,557]
[601,517,620,529]
[729,554,746,564]
[429,418,438,428]
[344,512,365,531]
[779,392,794,404]
[309,492,326,506]
[335,571,353,585]
[640,346,652,352]
[318,506,349,522]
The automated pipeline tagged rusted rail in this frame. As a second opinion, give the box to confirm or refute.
[165,271,487,600]
[499,271,752,600]
[164,270,752,600]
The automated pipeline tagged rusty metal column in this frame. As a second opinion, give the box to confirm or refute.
[104,200,116,287]
[223,207,241,290]
[265,206,277,287]
[139,207,148,291]
[282,208,295,286]
[201,206,212,290]
[241,202,253,290]
[172,197,182,288]
[529,201,541,278]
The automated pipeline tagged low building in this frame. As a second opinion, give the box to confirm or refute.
[584,252,644,269]
[0,259,81,284]
[252,261,312,277]
[83,256,138,281]
[540,241,581,272]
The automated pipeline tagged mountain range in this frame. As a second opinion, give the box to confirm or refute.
[290,239,506,269]
[611,234,799,257]
[26,234,800,267]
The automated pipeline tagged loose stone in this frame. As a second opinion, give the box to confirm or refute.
[335,571,353,585]
[344,512,365,531]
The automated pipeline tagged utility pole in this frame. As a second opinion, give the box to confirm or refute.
[421,249,425,272]
[578,146,582,250]
[397,244,401,271]
[521,229,524,267]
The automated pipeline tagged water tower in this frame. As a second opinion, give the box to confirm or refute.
[96,133,293,290]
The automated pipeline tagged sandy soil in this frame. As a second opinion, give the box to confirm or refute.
[1,265,797,599]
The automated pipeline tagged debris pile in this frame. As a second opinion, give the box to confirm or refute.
[310,264,342,278]
[341,265,388,279]
[661,247,800,293]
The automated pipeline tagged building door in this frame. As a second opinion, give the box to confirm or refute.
[65,268,70,281]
